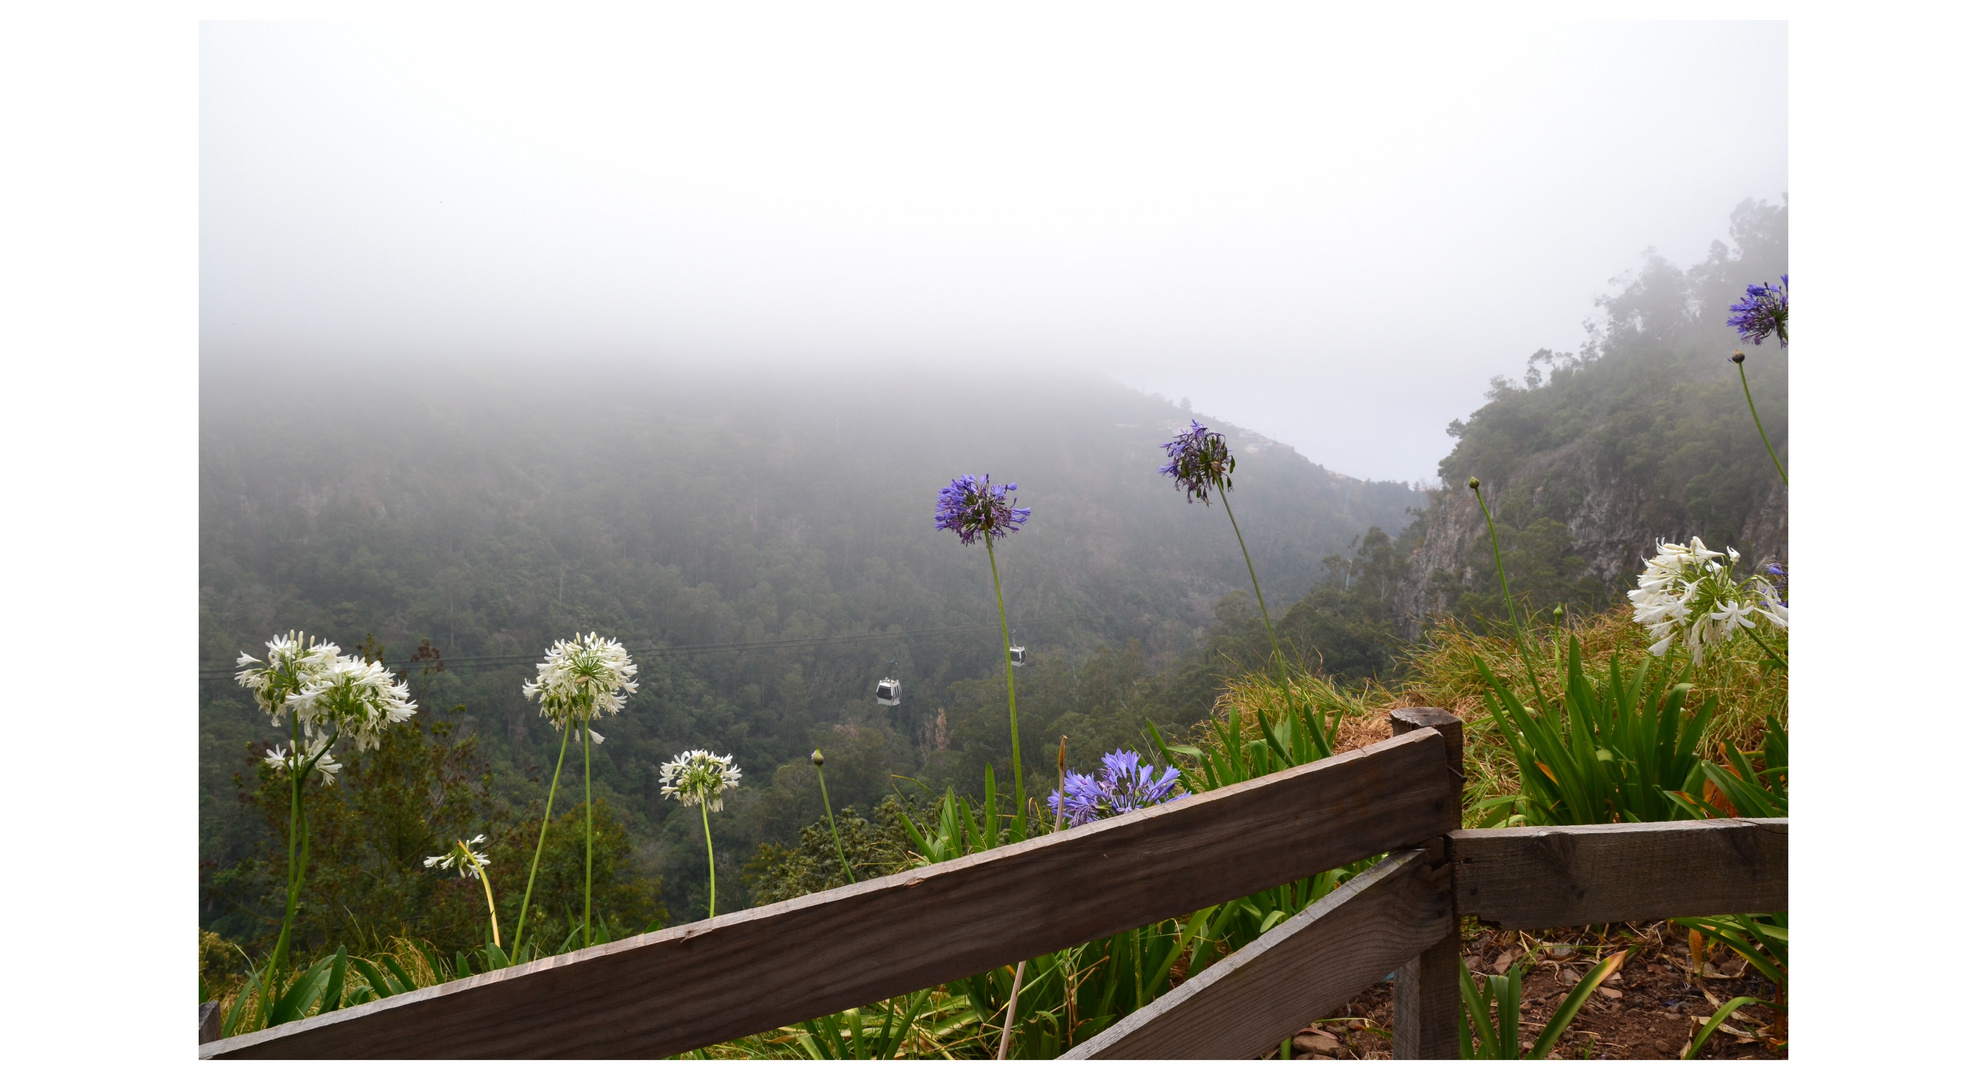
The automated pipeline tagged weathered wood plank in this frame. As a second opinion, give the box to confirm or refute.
[204,727,1452,1059]
[1064,850,1451,1059]
[1453,818,1788,929]
[1385,707,1465,1060]
[1392,921,1462,1059]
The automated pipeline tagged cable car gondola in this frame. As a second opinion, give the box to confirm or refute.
[875,658,902,706]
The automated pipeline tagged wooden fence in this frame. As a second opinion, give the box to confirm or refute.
[201,708,1787,1060]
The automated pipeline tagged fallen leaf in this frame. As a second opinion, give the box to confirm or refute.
[1493,948,1523,975]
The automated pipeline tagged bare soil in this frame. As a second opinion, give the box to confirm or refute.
[1278,920,1786,1061]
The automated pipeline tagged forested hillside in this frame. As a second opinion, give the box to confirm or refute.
[199,367,1414,938]
[199,200,1791,955]
[1398,197,1789,633]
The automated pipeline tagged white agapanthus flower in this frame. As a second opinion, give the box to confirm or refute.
[425,835,492,877]
[522,633,639,742]
[286,656,418,751]
[262,736,344,786]
[659,749,743,812]
[235,631,343,723]
[1626,537,1788,664]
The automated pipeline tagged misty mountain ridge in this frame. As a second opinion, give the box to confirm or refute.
[200,365,1416,919]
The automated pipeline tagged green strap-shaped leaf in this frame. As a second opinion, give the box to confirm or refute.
[1528,950,1629,1058]
[268,956,334,1026]
[378,954,417,995]
[1682,995,1766,1059]
[346,955,394,1000]
[317,945,347,1015]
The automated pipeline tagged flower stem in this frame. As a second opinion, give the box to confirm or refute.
[1737,361,1788,486]
[265,718,306,1015]
[509,725,572,965]
[583,720,593,948]
[998,958,1027,1060]
[817,767,857,885]
[1742,624,1789,670]
[473,851,502,950]
[702,802,717,920]
[1470,483,1550,709]
[1216,485,1299,722]
[986,542,1026,835]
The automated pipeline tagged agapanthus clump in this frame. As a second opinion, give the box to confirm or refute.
[521,632,640,742]
[236,632,415,995]
[935,474,1033,838]
[934,474,1031,546]
[1161,421,1299,720]
[289,655,417,751]
[427,834,502,949]
[1048,749,1187,826]
[661,749,743,919]
[1159,420,1234,504]
[1627,537,1788,665]
[1726,275,1789,347]
[512,633,639,958]
[236,631,341,719]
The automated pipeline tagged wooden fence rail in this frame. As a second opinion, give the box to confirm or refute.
[201,710,1788,1060]
[205,726,1452,1058]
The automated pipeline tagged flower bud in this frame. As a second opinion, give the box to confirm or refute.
[1728,349,1745,364]
[1468,476,1480,490]
[1553,605,1564,620]
[811,749,825,767]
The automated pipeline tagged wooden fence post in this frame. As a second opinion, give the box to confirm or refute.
[1387,707,1463,1060]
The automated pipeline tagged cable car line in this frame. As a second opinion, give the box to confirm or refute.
[196,615,1081,682]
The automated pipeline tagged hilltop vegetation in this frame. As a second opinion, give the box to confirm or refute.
[1401,197,1789,632]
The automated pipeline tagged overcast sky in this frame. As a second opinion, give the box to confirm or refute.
[201,13,1786,483]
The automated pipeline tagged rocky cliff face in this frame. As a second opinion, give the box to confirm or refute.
[1397,454,1787,638]
[1395,198,1790,636]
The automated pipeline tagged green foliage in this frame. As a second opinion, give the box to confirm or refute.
[216,932,516,1038]
[1147,704,1379,955]
[1431,198,1789,617]
[1459,950,1628,1059]
[1280,527,1413,680]
[1675,912,1787,994]
[1473,635,1714,826]
[796,989,945,1060]
[206,714,501,957]
[491,800,669,960]
[742,797,931,905]
[1672,714,1789,819]
[1436,486,1614,630]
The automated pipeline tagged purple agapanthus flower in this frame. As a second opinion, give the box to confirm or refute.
[1160,420,1236,504]
[1048,748,1186,826]
[1726,275,1789,348]
[934,474,1031,546]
